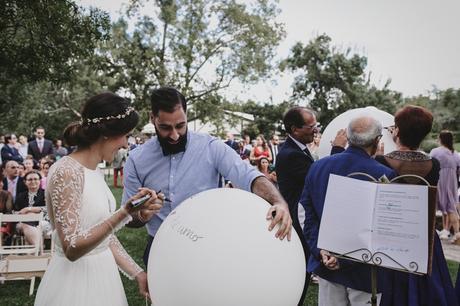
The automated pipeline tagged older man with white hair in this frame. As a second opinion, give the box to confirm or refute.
[300,116,397,306]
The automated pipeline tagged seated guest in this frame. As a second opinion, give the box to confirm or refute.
[53,139,68,160]
[1,134,23,163]
[39,161,53,190]
[301,116,396,306]
[18,135,29,159]
[23,158,34,173]
[237,140,251,160]
[2,160,27,202]
[0,172,14,244]
[257,157,277,185]
[14,170,47,246]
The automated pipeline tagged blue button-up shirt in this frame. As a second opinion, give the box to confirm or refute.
[122,131,262,237]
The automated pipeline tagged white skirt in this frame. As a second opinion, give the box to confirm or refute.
[35,248,128,306]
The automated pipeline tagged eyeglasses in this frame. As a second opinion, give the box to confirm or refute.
[26,178,40,181]
[384,125,396,133]
[302,123,322,131]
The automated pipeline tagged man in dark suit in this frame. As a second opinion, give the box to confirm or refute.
[276,107,320,306]
[224,132,239,152]
[1,134,23,163]
[28,126,53,162]
[268,134,281,166]
[2,160,27,202]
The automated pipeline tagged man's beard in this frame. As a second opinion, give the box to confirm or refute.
[156,126,188,156]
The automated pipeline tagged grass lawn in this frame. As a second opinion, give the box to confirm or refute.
[0,182,457,305]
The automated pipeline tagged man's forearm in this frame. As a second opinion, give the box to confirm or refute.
[251,176,287,206]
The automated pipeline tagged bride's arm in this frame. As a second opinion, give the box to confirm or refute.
[109,235,143,279]
[49,163,132,261]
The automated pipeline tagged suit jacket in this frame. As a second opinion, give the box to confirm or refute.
[301,146,397,292]
[28,139,54,161]
[276,136,314,225]
[14,188,46,211]
[269,144,280,166]
[1,145,23,163]
[2,177,27,198]
[224,140,239,152]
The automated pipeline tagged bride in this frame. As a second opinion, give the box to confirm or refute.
[35,92,163,306]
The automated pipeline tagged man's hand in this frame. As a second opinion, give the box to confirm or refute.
[252,176,293,241]
[266,202,292,241]
[320,250,340,270]
[331,128,347,148]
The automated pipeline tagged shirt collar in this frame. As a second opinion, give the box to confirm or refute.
[288,135,307,151]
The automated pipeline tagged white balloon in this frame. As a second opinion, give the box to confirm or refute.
[318,106,397,159]
[148,188,306,306]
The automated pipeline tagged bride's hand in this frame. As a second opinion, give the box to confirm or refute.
[124,188,163,216]
[135,271,151,302]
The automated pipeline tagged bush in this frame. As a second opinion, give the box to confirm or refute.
[420,139,438,153]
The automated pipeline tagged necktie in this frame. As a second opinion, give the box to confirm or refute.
[303,148,313,160]
[38,141,43,153]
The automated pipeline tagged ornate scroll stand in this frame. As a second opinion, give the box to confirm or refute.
[330,172,432,306]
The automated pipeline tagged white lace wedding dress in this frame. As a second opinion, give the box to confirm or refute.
[35,156,142,306]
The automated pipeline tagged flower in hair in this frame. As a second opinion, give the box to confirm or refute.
[84,107,135,125]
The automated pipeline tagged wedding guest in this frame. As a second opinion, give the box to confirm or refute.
[14,170,46,246]
[374,105,458,306]
[23,158,34,173]
[430,130,460,241]
[28,127,53,162]
[53,139,68,160]
[257,157,277,185]
[1,134,23,163]
[249,134,272,165]
[35,92,164,305]
[302,116,396,306]
[18,135,29,159]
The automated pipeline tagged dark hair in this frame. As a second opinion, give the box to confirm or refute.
[439,130,454,152]
[283,107,314,134]
[4,133,16,144]
[257,157,270,171]
[24,169,42,181]
[35,126,45,131]
[64,92,139,148]
[394,105,433,150]
[150,87,187,116]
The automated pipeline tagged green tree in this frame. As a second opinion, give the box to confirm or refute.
[0,0,110,84]
[282,34,400,125]
[99,0,285,123]
[240,100,294,138]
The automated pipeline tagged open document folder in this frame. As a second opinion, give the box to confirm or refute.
[318,174,432,274]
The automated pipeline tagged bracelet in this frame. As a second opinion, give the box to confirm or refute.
[137,211,147,223]
[104,220,115,235]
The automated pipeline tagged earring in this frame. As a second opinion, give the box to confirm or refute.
[103,136,108,140]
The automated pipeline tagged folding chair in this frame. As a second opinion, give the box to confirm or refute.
[0,213,51,295]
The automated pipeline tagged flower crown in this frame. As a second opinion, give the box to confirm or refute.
[82,107,135,125]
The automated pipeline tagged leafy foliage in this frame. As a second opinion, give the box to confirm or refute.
[0,0,110,84]
[282,34,402,126]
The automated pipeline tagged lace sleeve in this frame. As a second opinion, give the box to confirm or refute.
[49,158,132,261]
[109,235,143,280]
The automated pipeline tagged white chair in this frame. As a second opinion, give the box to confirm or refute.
[0,213,52,295]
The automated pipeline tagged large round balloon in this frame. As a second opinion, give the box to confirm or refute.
[148,188,306,306]
[318,106,397,159]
